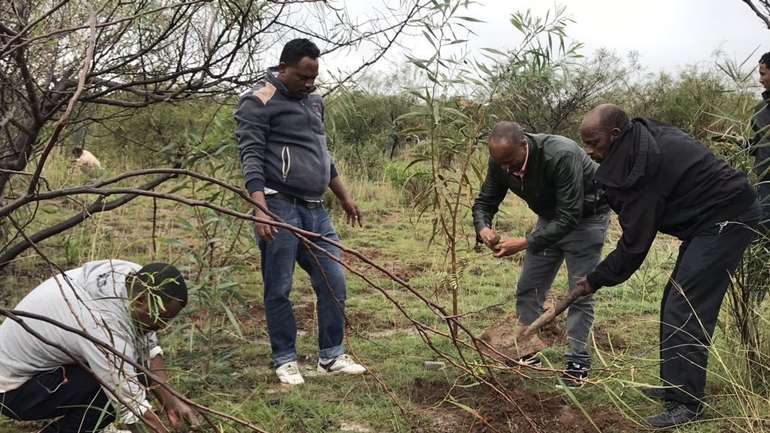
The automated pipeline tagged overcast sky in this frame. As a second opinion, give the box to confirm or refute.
[316,0,769,83]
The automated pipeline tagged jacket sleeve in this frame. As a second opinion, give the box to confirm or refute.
[235,94,270,194]
[526,152,583,253]
[472,157,508,235]
[318,96,339,183]
[586,187,664,290]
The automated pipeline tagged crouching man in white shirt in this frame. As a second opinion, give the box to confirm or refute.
[0,260,200,433]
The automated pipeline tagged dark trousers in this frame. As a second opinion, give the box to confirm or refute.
[757,180,770,230]
[257,195,347,365]
[516,213,610,365]
[0,365,115,433]
[660,206,760,407]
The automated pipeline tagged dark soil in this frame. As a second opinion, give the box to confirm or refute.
[342,248,420,282]
[247,301,316,330]
[478,297,566,362]
[410,377,639,433]
[591,321,628,352]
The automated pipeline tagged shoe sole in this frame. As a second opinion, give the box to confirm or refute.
[278,378,305,385]
[316,366,367,375]
[555,382,584,390]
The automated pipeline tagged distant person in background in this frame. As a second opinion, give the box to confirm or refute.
[72,147,102,176]
[578,104,762,428]
[750,51,770,227]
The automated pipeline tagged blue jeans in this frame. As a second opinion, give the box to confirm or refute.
[258,195,347,365]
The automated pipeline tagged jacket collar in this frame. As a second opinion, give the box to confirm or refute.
[596,118,661,189]
[265,66,306,100]
[523,133,543,172]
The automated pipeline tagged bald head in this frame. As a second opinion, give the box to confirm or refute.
[581,103,628,132]
[488,121,528,173]
[579,104,628,162]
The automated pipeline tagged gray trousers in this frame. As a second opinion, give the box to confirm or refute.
[516,213,610,365]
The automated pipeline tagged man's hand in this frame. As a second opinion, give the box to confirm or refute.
[329,176,362,227]
[167,401,202,432]
[341,199,363,226]
[251,191,278,241]
[128,410,167,433]
[493,237,529,258]
[575,276,596,295]
[478,227,501,251]
[255,209,279,241]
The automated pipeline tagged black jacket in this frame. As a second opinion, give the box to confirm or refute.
[587,118,757,290]
[750,90,770,181]
[472,133,608,254]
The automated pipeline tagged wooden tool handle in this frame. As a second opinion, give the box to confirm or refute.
[520,286,592,338]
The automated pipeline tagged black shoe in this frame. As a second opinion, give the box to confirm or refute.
[514,353,542,368]
[645,403,703,428]
[557,361,589,389]
[641,387,666,401]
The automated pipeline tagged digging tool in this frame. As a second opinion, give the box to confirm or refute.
[511,284,593,359]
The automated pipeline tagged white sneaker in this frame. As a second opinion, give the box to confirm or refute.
[317,354,367,375]
[275,361,305,385]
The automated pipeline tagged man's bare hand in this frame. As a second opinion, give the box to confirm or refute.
[251,192,278,241]
[255,209,279,241]
[167,401,202,432]
[341,199,363,226]
[128,410,167,433]
[575,276,596,295]
[478,227,501,251]
[493,237,529,258]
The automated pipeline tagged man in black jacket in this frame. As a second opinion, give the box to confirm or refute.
[750,51,770,227]
[578,104,762,428]
[473,121,610,387]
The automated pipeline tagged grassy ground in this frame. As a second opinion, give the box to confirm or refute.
[0,149,768,433]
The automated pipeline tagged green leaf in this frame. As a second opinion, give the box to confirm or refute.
[454,16,484,23]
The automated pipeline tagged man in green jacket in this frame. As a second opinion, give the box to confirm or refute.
[473,121,609,387]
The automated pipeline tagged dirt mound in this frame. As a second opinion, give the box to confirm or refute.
[478,297,566,362]
[411,377,637,433]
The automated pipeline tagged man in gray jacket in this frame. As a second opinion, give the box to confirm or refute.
[235,38,365,385]
[0,260,199,433]
[473,121,610,387]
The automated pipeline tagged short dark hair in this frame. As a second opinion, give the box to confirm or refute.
[760,51,770,69]
[279,38,320,66]
[72,147,83,157]
[130,262,188,307]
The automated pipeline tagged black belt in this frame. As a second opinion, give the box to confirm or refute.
[268,192,324,209]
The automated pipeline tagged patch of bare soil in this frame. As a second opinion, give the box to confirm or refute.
[346,308,403,334]
[411,377,637,433]
[479,297,566,362]
[591,321,628,352]
[246,301,317,330]
[342,248,421,282]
